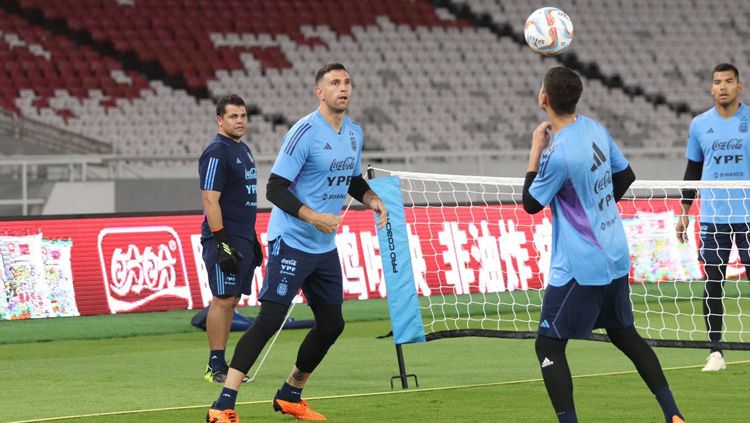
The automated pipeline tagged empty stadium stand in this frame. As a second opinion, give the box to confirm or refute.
[1,0,744,159]
[456,0,750,113]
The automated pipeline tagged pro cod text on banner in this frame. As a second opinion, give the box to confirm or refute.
[368,176,425,344]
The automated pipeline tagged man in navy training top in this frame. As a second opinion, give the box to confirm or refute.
[207,63,387,423]
[199,94,262,384]
[523,67,685,423]
[676,63,750,372]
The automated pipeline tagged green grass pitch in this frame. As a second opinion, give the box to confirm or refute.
[1,297,749,422]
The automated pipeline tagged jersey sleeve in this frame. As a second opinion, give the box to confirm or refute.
[685,118,704,162]
[528,146,568,207]
[199,145,226,192]
[272,124,314,182]
[608,135,629,173]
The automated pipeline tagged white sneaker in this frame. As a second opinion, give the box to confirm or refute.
[701,351,726,372]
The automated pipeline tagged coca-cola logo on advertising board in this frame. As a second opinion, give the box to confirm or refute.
[97,226,192,313]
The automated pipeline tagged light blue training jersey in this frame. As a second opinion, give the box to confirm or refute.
[686,103,750,223]
[529,115,631,287]
[267,110,363,253]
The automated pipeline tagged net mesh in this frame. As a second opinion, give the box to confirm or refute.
[373,167,750,349]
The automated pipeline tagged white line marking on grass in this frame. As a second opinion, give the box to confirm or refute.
[10,359,750,422]
[5,402,226,423]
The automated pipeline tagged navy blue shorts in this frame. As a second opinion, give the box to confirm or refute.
[538,276,634,339]
[258,237,343,305]
[699,222,750,265]
[202,236,255,297]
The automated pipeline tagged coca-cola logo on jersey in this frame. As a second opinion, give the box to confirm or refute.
[97,226,192,313]
[712,138,743,151]
[329,156,356,171]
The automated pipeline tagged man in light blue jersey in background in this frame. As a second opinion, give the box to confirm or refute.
[207,63,387,423]
[676,63,750,372]
[523,67,684,423]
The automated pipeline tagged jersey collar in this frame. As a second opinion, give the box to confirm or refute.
[711,102,745,120]
[315,109,347,135]
[553,114,583,143]
[216,132,241,145]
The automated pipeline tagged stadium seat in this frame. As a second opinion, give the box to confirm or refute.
[4,0,735,158]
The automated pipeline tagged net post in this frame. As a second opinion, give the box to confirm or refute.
[390,344,418,389]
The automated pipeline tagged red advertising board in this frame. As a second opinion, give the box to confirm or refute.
[0,200,713,319]
[2,214,208,316]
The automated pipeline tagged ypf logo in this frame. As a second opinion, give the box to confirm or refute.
[98,226,192,313]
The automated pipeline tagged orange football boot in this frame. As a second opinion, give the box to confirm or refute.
[272,396,326,421]
[206,408,239,423]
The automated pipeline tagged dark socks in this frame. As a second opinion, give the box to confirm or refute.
[704,265,725,347]
[556,410,578,423]
[606,327,682,422]
[277,382,302,403]
[655,386,682,423]
[209,349,226,371]
[535,336,575,418]
[213,387,238,410]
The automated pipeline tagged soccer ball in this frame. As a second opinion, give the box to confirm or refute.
[524,7,574,56]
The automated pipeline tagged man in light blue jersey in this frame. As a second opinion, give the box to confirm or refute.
[207,63,387,423]
[676,63,750,372]
[524,67,684,423]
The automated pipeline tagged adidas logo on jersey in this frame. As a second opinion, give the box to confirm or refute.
[590,143,607,172]
[324,143,332,150]
[541,357,554,368]
[707,128,714,134]
[236,158,242,164]
[540,319,550,329]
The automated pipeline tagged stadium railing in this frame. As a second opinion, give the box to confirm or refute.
[0,147,685,216]
[0,109,113,155]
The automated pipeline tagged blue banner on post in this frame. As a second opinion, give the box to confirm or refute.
[368,176,426,344]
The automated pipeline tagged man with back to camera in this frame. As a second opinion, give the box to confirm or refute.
[206,63,387,422]
[676,63,750,372]
[199,94,262,384]
[523,67,685,423]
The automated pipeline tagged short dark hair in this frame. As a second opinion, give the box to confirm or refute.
[315,63,348,85]
[543,67,583,115]
[712,63,740,81]
[216,94,246,117]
